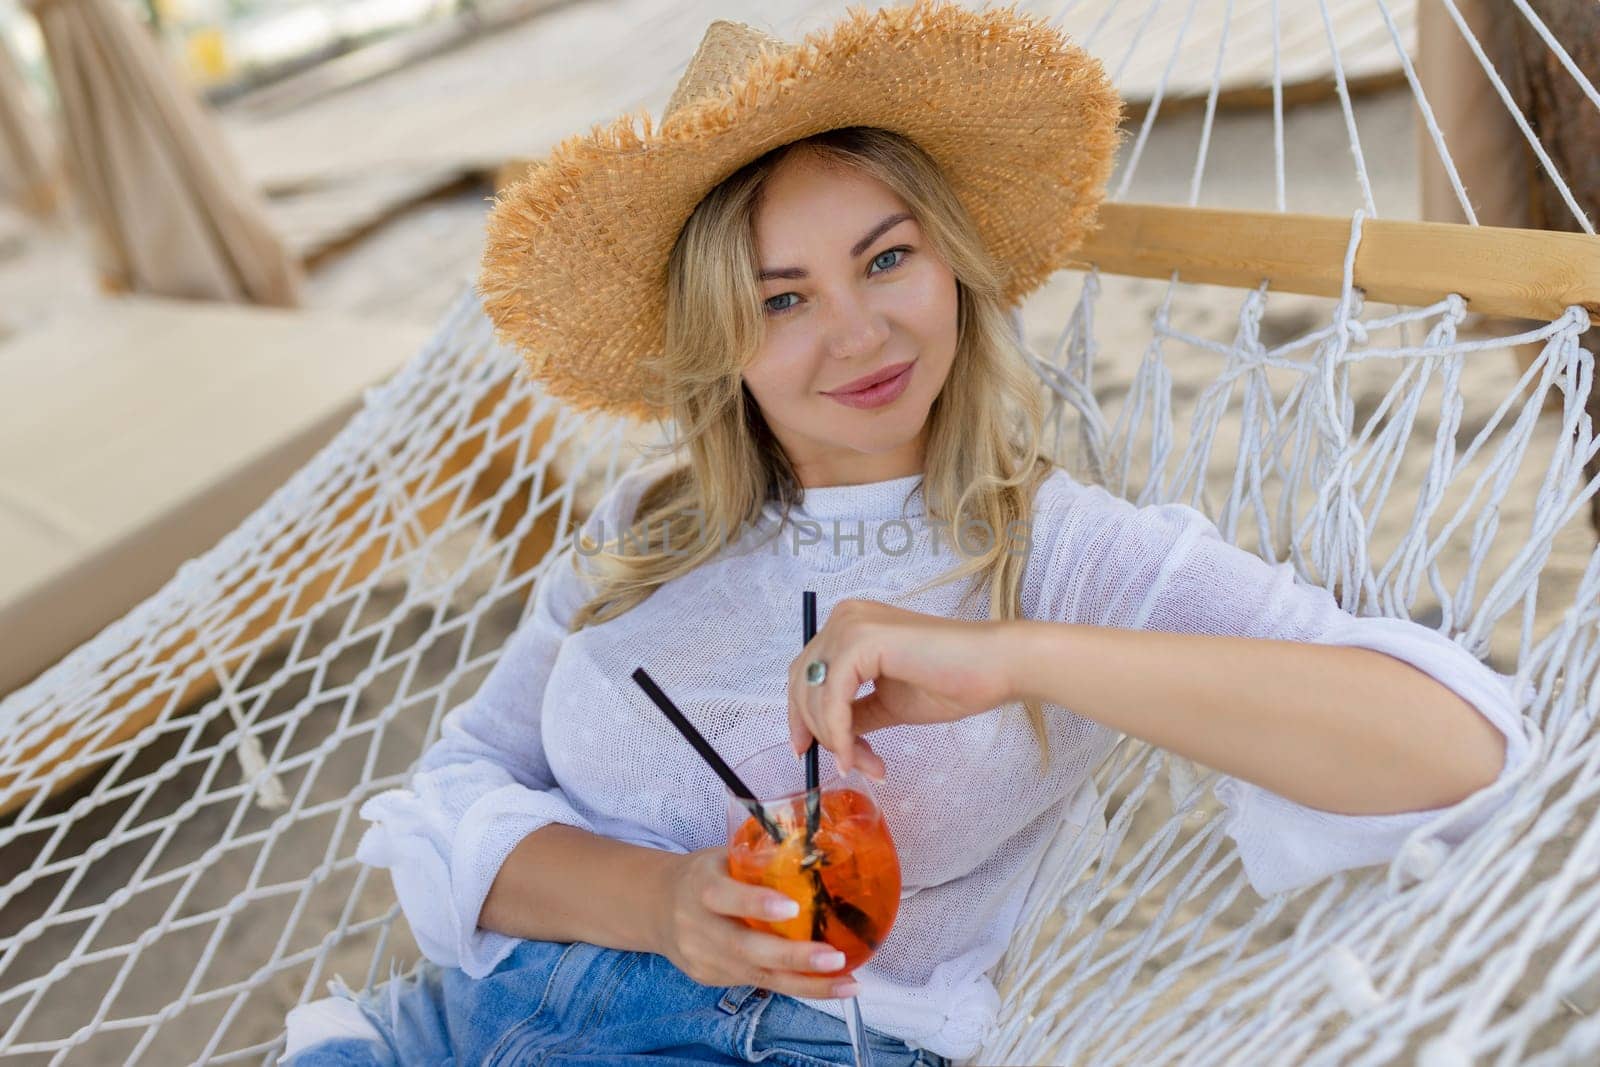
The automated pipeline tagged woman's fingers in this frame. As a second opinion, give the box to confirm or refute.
[853,736,887,782]
[675,852,862,999]
[752,965,862,1001]
[735,930,861,999]
[788,668,888,782]
[788,711,813,760]
[704,871,801,922]
[738,927,848,975]
[789,638,830,757]
[787,601,1005,766]
[793,643,865,774]
[828,638,880,776]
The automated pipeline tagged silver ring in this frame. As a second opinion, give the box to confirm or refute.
[804,659,827,687]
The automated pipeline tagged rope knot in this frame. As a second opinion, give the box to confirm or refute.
[1418,1032,1475,1067]
[1323,942,1384,1016]
[1396,836,1450,884]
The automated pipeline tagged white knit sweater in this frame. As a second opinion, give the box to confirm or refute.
[354,455,1534,1061]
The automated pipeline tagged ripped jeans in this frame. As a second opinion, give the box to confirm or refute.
[280,938,953,1066]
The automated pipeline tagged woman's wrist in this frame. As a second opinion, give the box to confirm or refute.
[994,618,1094,707]
[993,619,1050,706]
[481,823,683,955]
[648,850,690,957]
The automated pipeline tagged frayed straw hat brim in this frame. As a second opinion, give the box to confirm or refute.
[478,0,1122,421]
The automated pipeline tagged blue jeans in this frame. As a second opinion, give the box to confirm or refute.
[283,939,953,1066]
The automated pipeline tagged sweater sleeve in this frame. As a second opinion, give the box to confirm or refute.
[354,457,669,976]
[1031,477,1536,897]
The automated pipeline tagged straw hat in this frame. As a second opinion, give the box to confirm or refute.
[478,0,1123,421]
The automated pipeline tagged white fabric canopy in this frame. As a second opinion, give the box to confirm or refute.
[22,0,301,304]
[0,30,56,215]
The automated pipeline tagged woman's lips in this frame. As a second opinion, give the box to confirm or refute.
[824,361,915,410]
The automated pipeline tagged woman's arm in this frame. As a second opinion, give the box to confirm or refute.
[356,458,675,976]
[999,622,1505,816]
[1017,481,1537,895]
[480,823,679,953]
[788,475,1536,896]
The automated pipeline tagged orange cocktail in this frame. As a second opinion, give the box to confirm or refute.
[724,743,900,972]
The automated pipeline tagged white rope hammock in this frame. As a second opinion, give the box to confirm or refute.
[3,1,1598,1064]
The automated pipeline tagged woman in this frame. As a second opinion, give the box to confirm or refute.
[281,3,1532,1064]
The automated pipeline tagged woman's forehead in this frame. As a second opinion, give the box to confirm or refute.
[753,164,916,264]
[759,153,897,212]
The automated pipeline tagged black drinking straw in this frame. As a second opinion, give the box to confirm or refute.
[631,667,786,845]
[790,598,880,950]
[802,591,822,834]
[801,591,827,942]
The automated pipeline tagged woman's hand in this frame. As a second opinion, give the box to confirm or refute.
[653,846,862,1000]
[788,598,1020,777]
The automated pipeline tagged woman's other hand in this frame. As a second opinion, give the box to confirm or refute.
[787,599,1020,777]
[653,846,862,1000]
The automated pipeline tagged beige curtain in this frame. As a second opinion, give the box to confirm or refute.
[0,33,59,215]
[22,0,301,305]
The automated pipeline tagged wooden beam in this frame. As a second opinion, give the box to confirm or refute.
[1067,203,1600,325]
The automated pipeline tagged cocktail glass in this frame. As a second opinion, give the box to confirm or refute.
[724,739,901,1067]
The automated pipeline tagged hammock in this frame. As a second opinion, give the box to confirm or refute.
[3,1,1598,1063]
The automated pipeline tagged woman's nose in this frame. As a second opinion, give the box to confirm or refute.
[823,291,890,362]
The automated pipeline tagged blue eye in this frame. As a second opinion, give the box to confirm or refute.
[762,246,913,317]
[871,248,905,272]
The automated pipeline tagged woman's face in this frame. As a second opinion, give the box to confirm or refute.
[741,153,959,488]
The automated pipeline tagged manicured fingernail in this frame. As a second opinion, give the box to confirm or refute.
[833,981,862,997]
[812,950,846,970]
[767,897,800,919]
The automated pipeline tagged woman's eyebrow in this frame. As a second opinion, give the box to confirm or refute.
[758,212,914,280]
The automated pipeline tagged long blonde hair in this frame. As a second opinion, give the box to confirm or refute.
[571,126,1058,775]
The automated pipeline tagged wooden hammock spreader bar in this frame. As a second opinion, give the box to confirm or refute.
[1068,203,1600,326]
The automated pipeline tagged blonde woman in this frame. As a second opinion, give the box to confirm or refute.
[281,3,1532,1065]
